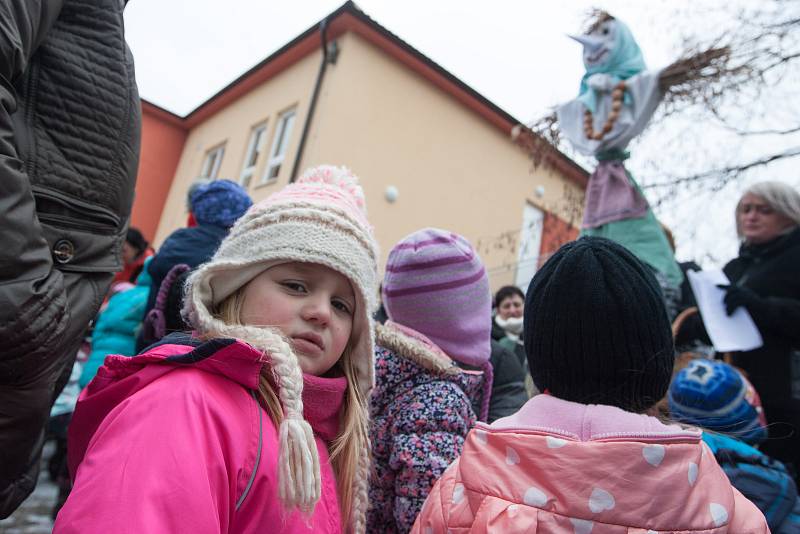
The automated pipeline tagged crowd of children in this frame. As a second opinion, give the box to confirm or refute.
[42,168,800,533]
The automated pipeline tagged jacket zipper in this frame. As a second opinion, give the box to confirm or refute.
[23,58,39,179]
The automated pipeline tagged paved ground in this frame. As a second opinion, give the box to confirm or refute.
[0,443,58,533]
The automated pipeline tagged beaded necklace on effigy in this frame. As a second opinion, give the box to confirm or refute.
[583,81,626,141]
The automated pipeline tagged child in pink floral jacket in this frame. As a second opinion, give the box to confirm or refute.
[368,229,492,534]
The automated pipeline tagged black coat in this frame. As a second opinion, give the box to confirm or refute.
[136,224,229,351]
[486,340,529,422]
[146,224,229,308]
[462,340,529,423]
[0,0,140,517]
[724,227,800,411]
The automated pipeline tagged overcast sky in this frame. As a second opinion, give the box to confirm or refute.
[125,0,680,118]
[123,0,798,267]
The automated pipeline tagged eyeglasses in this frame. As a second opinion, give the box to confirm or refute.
[739,203,775,216]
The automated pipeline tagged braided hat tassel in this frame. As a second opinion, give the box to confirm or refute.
[190,297,322,514]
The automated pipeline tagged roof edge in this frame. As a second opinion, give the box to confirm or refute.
[141,99,187,129]
[336,5,589,187]
[141,1,589,188]
[180,2,356,126]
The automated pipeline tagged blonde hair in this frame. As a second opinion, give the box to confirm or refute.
[736,181,800,239]
[214,289,370,529]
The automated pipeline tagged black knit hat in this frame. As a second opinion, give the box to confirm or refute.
[125,227,148,256]
[523,236,674,412]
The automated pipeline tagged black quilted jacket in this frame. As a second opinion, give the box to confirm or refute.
[0,0,140,516]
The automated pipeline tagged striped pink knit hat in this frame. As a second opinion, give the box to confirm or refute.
[382,228,493,420]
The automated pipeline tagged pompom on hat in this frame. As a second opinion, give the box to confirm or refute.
[669,359,768,445]
[183,165,378,528]
[189,178,253,228]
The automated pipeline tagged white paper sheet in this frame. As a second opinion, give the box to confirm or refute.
[686,269,763,352]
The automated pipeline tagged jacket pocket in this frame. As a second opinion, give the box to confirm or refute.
[34,186,124,273]
[33,186,121,232]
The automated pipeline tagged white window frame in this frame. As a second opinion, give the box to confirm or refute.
[200,144,225,180]
[239,122,268,187]
[261,109,296,184]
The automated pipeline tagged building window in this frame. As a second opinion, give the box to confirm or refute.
[262,109,296,183]
[200,145,225,179]
[239,123,268,187]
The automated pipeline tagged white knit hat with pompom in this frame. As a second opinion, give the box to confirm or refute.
[183,165,378,532]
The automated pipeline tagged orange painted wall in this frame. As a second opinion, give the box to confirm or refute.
[539,212,580,267]
[130,101,188,243]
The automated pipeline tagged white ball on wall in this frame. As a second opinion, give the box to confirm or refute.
[385,185,399,203]
[534,185,545,198]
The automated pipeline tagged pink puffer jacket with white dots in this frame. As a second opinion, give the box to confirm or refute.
[412,394,768,533]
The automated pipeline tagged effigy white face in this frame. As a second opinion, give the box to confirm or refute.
[571,19,618,69]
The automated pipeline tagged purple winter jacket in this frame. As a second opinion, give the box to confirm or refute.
[367,323,484,534]
[55,333,345,534]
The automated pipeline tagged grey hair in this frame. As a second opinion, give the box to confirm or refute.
[736,181,800,238]
[186,178,213,212]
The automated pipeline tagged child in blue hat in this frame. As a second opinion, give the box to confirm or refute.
[670,359,800,533]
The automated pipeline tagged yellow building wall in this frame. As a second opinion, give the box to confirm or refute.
[300,32,584,287]
[153,48,323,245]
[153,31,585,289]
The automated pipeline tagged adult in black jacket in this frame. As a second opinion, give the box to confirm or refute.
[492,286,526,368]
[720,181,800,481]
[0,0,140,517]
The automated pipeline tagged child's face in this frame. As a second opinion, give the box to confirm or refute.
[240,262,355,376]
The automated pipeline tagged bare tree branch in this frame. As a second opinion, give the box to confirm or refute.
[642,148,800,189]
[717,122,800,137]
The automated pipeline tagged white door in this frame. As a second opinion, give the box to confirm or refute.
[515,203,544,291]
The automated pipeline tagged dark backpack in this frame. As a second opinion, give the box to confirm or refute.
[714,445,800,533]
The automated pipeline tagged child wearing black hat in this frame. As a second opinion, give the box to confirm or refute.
[412,237,768,533]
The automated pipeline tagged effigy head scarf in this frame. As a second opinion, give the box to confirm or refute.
[572,15,647,113]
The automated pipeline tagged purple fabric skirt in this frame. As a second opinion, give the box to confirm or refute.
[582,160,649,229]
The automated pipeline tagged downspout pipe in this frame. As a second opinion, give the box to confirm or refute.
[289,18,333,182]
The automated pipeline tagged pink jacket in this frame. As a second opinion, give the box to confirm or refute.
[412,394,768,533]
[54,334,344,533]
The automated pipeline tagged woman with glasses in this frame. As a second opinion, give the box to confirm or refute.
[721,181,800,483]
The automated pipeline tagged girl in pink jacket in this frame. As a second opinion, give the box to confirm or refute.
[55,166,379,534]
[413,237,768,533]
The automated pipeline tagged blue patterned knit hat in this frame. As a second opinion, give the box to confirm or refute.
[189,179,253,228]
[668,359,767,444]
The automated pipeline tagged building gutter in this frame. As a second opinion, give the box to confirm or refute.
[290,18,335,182]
